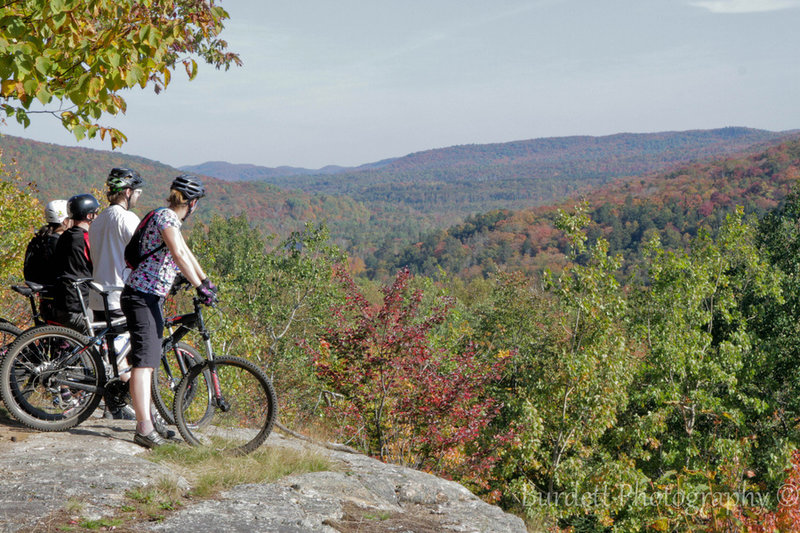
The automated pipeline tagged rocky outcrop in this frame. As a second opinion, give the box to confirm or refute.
[0,416,525,532]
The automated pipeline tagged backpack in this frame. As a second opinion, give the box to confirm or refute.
[23,230,59,284]
[124,208,166,270]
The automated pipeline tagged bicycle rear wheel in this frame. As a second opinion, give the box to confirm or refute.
[0,326,104,431]
[152,342,212,426]
[0,321,22,359]
[173,356,277,455]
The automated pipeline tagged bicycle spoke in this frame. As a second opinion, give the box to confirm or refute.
[1,326,104,431]
[152,342,210,426]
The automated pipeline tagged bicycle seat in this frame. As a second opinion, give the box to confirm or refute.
[12,285,32,297]
[25,281,46,292]
[12,282,47,296]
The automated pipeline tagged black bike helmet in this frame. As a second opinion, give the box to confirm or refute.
[107,167,144,193]
[170,175,206,201]
[67,194,101,220]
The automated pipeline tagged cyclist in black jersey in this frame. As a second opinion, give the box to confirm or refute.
[52,194,101,333]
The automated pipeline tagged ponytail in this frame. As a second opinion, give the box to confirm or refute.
[167,189,188,208]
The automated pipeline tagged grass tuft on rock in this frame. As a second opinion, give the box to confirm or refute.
[147,442,332,498]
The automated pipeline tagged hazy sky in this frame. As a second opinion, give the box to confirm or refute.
[2,0,799,169]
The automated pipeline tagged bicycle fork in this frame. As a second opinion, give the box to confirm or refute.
[202,336,230,412]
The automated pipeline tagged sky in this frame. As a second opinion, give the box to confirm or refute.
[2,0,800,169]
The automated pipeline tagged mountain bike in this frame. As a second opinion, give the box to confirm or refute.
[170,279,277,455]
[0,282,52,373]
[0,280,212,431]
[0,319,22,355]
[0,281,47,355]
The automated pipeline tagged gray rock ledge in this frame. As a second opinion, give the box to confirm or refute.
[0,417,525,532]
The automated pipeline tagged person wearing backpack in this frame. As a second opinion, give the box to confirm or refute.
[52,194,101,333]
[121,175,217,448]
[88,168,144,420]
[23,199,71,321]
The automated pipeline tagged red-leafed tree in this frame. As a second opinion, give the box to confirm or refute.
[731,452,800,532]
[308,266,506,475]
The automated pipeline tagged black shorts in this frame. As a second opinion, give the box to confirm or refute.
[120,287,164,369]
[51,309,90,335]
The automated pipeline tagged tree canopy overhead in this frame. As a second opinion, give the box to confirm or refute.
[0,0,240,147]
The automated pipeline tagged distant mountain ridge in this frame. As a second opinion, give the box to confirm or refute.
[179,161,353,181]
[184,127,795,185]
[1,127,796,275]
[180,157,399,182]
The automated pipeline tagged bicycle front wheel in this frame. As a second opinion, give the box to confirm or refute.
[173,356,277,455]
[151,342,212,426]
[0,326,104,431]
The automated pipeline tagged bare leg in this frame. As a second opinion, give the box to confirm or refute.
[119,356,131,383]
[130,367,154,435]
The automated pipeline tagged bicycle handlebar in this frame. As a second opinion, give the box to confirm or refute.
[169,274,193,296]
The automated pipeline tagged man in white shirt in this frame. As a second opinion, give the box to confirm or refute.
[89,167,144,420]
[90,168,144,315]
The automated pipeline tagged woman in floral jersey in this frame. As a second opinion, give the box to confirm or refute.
[121,175,217,448]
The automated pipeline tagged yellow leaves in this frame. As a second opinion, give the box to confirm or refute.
[495,349,513,360]
[0,80,16,97]
[0,155,41,282]
[124,64,145,88]
[60,110,76,127]
[649,518,669,531]
[87,76,103,98]
[35,83,51,105]
[183,59,198,80]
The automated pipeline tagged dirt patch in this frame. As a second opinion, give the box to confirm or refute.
[0,405,36,449]
[323,502,448,533]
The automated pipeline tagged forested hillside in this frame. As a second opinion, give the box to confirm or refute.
[191,127,794,217]
[6,132,800,532]
[374,134,800,279]
[1,128,793,270]
[0,134,370,238]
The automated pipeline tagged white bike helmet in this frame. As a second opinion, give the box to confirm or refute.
[44,199,69,224]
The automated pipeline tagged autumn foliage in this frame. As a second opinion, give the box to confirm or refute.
[733,451,800,532]
[0,0,240,147]
[308,266,505,475]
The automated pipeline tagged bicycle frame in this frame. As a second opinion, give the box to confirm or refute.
[42,282,129,395]
[163,291,228,410]
[164,296,220,373]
